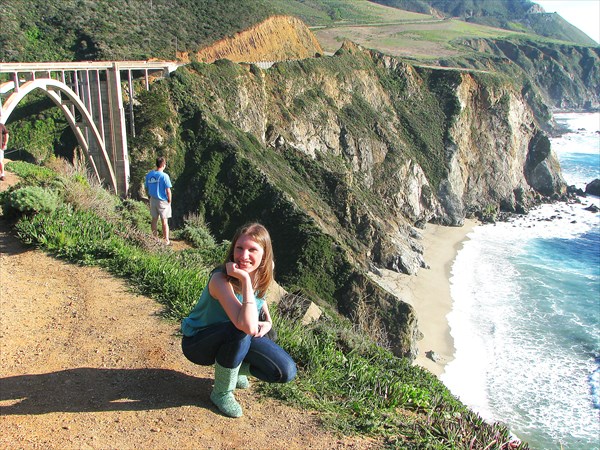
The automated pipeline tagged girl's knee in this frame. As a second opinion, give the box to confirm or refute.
[278,359,297,383]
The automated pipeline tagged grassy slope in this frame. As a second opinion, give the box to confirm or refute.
[2,160,527,448]
[371,0,598,46]
[313,17,528,60]
[269,0,433,25]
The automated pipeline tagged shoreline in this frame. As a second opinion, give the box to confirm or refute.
[372,219,478,377]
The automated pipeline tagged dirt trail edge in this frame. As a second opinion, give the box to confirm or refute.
[0,170,381,450]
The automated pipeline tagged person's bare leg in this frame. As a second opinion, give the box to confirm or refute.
[151,217,159,238]
[161,217,170,244]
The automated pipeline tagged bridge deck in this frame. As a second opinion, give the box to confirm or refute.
[0,61,182,73]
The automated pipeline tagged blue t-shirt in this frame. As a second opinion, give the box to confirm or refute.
[145,170,172,202]
[181,270,265,337]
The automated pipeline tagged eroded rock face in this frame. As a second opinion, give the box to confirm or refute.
[179,15,323,64]
[187,44,565,270]
[438,72,566,225]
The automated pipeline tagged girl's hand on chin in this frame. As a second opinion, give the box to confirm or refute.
[225,261,238,275]
[226,262,248,280]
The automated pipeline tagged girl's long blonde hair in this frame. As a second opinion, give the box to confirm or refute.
[223,222,274,299]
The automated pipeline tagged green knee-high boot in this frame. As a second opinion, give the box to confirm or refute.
[210,362,243,418]
[237,362,251,389]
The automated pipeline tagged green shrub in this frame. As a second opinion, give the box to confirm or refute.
[6,160,56,182]
[481,203,499,223]
[177,213,230,267]
[118,198,152,232]
[179,212,216,248]
[14,205,117,263]
[5,185,60,215]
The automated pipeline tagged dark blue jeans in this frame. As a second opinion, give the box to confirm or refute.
[181,321,296,383]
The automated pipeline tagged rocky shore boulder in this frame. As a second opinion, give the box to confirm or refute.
[525,131,567,197]
[585,179,600,197]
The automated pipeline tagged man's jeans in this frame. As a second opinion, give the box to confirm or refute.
[182,321,296,383]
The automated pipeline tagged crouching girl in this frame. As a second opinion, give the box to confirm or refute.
[181,222,296,417]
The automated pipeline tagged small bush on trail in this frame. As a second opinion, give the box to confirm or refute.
[179,212,216,248]
[5,185,60,215]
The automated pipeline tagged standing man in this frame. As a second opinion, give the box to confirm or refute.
[145,156,172,245]
[0,122,9,181]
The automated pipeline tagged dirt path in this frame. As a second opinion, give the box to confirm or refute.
[0,169,381,449]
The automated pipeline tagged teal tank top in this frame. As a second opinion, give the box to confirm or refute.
[181,269,265,337]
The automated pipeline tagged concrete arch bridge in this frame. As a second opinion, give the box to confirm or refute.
[0,61,181,197]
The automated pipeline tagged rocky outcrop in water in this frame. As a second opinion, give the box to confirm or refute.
[586,179,600,197]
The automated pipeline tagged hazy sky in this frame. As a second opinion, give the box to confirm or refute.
[535,0,600,43]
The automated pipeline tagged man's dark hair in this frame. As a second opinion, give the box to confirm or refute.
[156,156,166,168]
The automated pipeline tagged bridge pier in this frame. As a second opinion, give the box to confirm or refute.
[81,64,130,197]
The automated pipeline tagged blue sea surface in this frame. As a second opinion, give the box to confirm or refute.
[442,113,600,449]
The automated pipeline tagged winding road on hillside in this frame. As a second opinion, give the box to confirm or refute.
[0,166,381,449]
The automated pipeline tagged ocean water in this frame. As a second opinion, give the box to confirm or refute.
[442,112,600,450]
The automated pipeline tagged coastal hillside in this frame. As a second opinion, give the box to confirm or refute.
[1,0,592,356]
[368,0,598,45]
[264,1,600,112]
[447,38,600,111]
[2,2,593,447]
[128,41,566,359]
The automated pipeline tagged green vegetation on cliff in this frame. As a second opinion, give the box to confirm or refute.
[0,0,277,61]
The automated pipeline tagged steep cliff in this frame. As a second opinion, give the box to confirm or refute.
[131,42,565,359]
[178,15,324,63]
[445,38,600,112]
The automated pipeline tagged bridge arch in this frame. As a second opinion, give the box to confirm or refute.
[0,61,181,197]
[1,78,118,192]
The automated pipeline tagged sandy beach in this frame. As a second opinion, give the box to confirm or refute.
[371,219,478,377]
